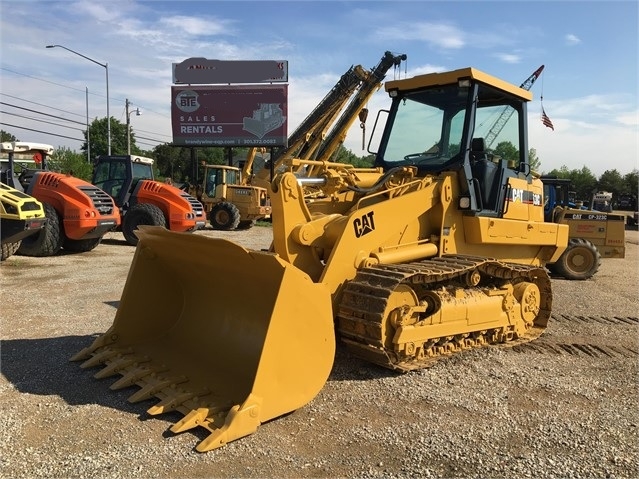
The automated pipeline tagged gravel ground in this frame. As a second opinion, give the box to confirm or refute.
[1,226,637,479]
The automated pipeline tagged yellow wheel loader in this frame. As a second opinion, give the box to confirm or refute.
[198,163,271,230]
[73,66,568,451]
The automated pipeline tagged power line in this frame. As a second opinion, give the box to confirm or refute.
[1,66,171,120]
[134,127,172,140]
[0,92,86,120]
[1,101,86,126]
[0,110,85,132]
[3,93,171,140]
[2,69,174,148]
[136,134,170,144]
[3,103,169,146]
[0,122,83,142]
[0,67,90,96]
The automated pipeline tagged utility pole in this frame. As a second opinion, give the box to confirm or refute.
[126,99,140,155]
[86,87,90,163]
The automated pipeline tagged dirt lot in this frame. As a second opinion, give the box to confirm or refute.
[1,226,637,479]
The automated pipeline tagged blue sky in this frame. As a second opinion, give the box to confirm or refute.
[1,0,637,176]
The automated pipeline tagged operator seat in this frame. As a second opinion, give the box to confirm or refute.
[101,179,123,198]
[470,137,488,163]
[470,137,499,211]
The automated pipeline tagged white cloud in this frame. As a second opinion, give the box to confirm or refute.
[376,22,465,49]
[529,112,638,175]
[159,15,235,37]
[68,0,122,23]
[565,33,581,45]
[406,64,448,77]
[495,53,521,64]
[615,110,639,127]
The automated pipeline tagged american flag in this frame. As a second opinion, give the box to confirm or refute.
[541,107,554,131]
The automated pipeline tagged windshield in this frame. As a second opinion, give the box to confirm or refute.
[377,81,525,172]
[132,162,153,180]
[379,84,467,171]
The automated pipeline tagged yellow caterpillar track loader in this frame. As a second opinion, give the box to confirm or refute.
[73,66,568,451]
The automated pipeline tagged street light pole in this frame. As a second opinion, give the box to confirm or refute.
[46,44,111,155]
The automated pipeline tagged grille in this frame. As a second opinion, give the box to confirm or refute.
[22,200,42,212]
[78,186,115,215]
[180,192,204,217]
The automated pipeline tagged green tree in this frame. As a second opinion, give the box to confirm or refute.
[597,169,624,191]
[82,117,142,158]
[528,148,541,172]
[545,165,598,201]
[1,130,18,142]
[622,170,639,195]
[597,169,625,198]
[47,146,93,181]
[333,145,374,167]
[490,141,540,171]
[493,141,518,164]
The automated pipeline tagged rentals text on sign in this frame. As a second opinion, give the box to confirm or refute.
[171,85,288,147]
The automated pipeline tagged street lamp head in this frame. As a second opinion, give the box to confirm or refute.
[45,45,55,48]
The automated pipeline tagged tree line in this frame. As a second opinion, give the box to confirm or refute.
[2,118,637,206]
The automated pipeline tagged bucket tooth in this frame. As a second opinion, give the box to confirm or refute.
[195,394,262,452]
[109,365,168,391]
[93,355,145,379]
[70,346,95,362]
[80,347,121,369]
[147,389,210,416]
[128,376,188,404]
[170,408,210,434]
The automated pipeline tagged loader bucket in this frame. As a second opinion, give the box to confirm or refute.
[72,226,335,451]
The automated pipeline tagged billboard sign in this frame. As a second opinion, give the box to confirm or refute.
[173,58,288,84]
[171,85,288,147]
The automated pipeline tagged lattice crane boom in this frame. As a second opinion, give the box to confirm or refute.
[484,65,544,148]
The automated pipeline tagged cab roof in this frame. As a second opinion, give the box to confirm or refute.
[385,67,533,102]
[0,141,55,155]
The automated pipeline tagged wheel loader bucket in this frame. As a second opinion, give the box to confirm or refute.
[71,226,335,451]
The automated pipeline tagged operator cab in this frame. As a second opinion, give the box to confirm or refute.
[204,166,240,198]
[372,67,533,217]
[540,176,574,222]
[0,142,55,192]
[93,155,155,207]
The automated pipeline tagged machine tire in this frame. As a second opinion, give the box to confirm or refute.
[1,241,20,261]
[552,238,601,280]
[17,203,63,257]
[63,237,102,253]
[122,203,166,246]
[209,202,241,230]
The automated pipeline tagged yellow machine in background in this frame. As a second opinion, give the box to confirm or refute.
[541,176,625,280]
[197,162,271,230]
[0,182,46,260]
[73,65,568,451]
